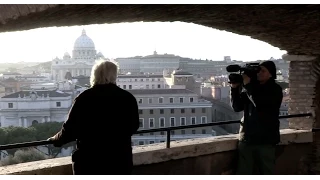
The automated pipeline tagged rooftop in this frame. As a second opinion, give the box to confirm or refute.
[1,90,71,98]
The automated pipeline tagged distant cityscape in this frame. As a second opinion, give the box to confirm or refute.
[0,30,289,159]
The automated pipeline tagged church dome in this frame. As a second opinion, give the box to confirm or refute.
[64,52,70,56]
[73,29,95,50]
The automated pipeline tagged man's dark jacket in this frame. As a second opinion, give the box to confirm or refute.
[231,79,283,145]
[51,83,140,175]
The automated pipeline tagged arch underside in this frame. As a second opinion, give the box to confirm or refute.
[0,4,319,55]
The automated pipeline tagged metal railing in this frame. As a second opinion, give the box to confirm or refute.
[0,113,313,151]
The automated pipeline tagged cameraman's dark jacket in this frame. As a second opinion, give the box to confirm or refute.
[231,79,283,145]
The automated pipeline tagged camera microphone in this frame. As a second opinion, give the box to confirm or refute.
[226,65,241,72]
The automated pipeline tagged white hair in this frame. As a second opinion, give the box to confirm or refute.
[90,60,118,87]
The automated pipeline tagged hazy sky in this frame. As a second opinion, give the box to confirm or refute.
[0,21,286,63]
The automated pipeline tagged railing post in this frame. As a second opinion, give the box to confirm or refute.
[166,130,171,148]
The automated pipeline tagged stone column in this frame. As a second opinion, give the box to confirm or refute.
[24,118,27,128]
[283,54,318,130]
[42,117,46,123]
[47,116,51,122]
[284,54,320,174]
[18,117,22,127]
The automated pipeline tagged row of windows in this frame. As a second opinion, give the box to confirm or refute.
[139,108,206,115]
[7,102,61,108]
[138,97,194,104]
[119,84,161,90]
[139,116,207,129]
[117,78,162,82]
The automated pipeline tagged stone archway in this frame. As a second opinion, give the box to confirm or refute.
[2,4,320,174]
[32,120,39,126]
[0,5,320,55]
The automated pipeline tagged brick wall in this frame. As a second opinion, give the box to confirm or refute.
[284,54,320,174]
[284,55,318,130]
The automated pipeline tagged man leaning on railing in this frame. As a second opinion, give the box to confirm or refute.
[230,61,283,175]
[48,60,139,175]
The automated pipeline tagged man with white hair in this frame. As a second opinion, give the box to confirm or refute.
[49,60,140,175]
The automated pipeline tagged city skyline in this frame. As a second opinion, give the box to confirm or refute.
[0,22,286,63]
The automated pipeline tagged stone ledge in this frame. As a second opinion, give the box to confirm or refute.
[282,54,317,61]
[0,129,312,175]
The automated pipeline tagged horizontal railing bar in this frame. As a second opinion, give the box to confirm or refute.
[135,113,312,134]
[0,113,312,151]
[0,140,52,151]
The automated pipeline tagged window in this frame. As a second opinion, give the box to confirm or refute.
[123,85,126,89]
[56,102,61,107]
[201,116,207,124]
[181,109,185,113]
[151,78,154,81]
[140,79,143,81]
[150,132,154,135]
[171,130,175,135]
[160,109,164,114]
[191,117,196,125]
[139,134,143,136]
[179,98,184,103]
[138,141,144,145]
[129,85,132,89]
[202,129,206,134]
[139,110,143,114]
[170,97,174,103]
[202,108,206,113]
[139,118,144,128]
[158,84,161,88]
[160,140,165,143]
[149,118,155,128]
[192,130,196,134]
[138,99,143,104]
[170,117,175,127]
[159,97,163,103]
[170,109,174,114]
[148,98,152,104]
[152,84,155,89]
[8,103,13,108]
[150,110,154,114]
[180,117,186,126]
[191,108,195,113]
[146,85,149,89]
[159,117,165,127]
[135,79,137,82]
[190,97,194,103]
[160,131,165,135]
[149,141,155,144]
[181,130,185,135]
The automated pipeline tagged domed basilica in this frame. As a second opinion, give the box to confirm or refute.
[51,29,108,81]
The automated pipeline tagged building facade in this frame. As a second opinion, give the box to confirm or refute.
[116,74,165,90]
[0,90,72,127]
[130,89,213,145]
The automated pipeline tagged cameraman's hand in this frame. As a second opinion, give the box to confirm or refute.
[242,74,250,85]
[230,83,240,88]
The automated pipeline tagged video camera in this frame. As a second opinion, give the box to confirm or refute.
[226,63,261,84]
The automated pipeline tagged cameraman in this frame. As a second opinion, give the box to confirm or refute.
[230,61,283,175]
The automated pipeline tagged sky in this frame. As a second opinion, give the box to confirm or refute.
[0,21,286,63]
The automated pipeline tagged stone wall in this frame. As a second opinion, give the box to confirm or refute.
[0,129,312,175]
[284,54,320,174]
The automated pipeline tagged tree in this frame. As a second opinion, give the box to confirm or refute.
[0,122,71,156]
[0,149,48,166]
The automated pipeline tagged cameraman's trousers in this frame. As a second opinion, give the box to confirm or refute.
[236,141,276,175]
